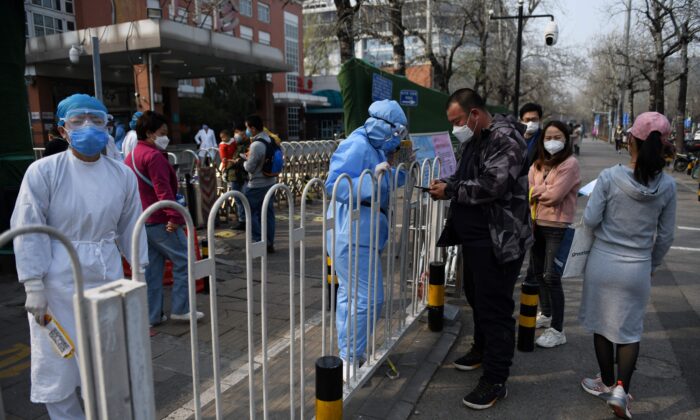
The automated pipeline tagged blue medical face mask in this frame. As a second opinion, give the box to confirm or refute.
[66,125,109,156]
[245,128,253,138]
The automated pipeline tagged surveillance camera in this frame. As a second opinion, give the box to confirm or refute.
[544,21,558,46]
[488,9,494,15]
[134,92,140,97]
[69,45,81,64]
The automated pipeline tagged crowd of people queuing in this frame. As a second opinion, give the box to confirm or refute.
[426,90,675,419]
[9,87,676,419]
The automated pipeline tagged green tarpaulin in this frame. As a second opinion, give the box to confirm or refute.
[337,58,510,136]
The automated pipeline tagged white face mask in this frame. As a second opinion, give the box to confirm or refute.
[544,140,565,155]
[154,135,170,150]
[452,115,474,144]
[525,121,540,135]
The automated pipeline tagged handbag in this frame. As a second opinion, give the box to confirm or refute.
[561,221,594,279]
[552,227,575,275]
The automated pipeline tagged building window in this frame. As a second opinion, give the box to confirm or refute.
[65,0,73,13]
[239,0,253,17]
[258,30,270,45]
[257,2,270,23]
[285,74,298,92]
[288,107,300,139]
[240,25,253,41]
[33,12,64,36]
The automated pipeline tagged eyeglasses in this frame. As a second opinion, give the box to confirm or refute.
[60,109,113,130]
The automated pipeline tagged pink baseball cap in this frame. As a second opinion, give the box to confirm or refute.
[629,112,671,141]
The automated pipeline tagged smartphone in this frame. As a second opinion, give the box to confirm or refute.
[414,185,431,192]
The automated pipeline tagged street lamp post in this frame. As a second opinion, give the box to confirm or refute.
[490,1,557,116]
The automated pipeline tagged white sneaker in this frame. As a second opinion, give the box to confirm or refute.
[170,311,205,322]
[581,373,613,400]
[535,312,552,329]
[607,382,632,419]
[536,328,566,348]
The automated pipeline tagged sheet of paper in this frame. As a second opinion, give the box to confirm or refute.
[578,179,598,196]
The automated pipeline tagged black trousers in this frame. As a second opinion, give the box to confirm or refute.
[462,245,524,384]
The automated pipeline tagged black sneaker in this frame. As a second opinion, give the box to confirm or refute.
[462,379,507,410]
[453,346,483,371]
[267,244,275,254]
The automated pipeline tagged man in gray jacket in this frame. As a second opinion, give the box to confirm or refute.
[243,115,277,253]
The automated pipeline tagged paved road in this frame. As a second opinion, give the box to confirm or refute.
[411,138,700,419]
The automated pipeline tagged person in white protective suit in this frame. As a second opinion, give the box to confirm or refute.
[121,111,142,158]
[194,124,218,160]
[325,99,409,373]
[10,94,148,419]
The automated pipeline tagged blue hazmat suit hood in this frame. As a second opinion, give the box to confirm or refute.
[364,100,408,152]
[129,111,143,130]
[56,94,108,126]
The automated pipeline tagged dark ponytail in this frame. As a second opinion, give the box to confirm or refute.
[634,131,665,186]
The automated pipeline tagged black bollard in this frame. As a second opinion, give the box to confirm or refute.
[316,356,343,420]
[517,282,539,352]
[201,238,209,294]
[427,261,445,332]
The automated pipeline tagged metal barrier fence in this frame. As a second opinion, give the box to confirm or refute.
[3,156,444,419]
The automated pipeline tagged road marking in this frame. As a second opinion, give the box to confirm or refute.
[0,343,31,378]
[678,226,700,232]
[165,311,324,419]
[670,246,700,252]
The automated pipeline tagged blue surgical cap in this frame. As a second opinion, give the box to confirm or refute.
[129,111,143,130]
[55,94,107,126]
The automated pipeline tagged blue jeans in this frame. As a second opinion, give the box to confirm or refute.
[145,224,190,324]
[230,180,246,223]
[244,184,275,244]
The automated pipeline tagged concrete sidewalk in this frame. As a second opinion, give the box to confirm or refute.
[410,138,700,419]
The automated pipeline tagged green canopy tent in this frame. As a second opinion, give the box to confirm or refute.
[337,58,509,136]
[0,0,34,255]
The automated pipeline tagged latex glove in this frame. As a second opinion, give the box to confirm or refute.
[24,279,48,326]
[375,161,391,176]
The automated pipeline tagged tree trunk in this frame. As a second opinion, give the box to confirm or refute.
[388,0,406,75]
[652,54,665,113]
[335,0,356,63]
[676,24,689,150]
[628,80,635,119]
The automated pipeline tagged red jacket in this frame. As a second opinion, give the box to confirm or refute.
[125,141,185,225]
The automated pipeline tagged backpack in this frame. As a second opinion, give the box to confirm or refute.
[255,137,284,177]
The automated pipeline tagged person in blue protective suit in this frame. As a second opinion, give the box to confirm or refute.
[11,94,148,419]
[325,99,409,376]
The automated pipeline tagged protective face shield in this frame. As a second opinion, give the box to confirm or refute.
[544,140,565,155]
[60,109,112,130]
[155,135,170,150]
[525,121,540,135]
[66,125,110,156]
[365,99,409,152]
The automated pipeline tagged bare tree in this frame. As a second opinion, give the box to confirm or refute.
[388,0,407,75]
[334,0,364,63]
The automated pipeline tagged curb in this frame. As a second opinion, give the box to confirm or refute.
[344,316,462,420]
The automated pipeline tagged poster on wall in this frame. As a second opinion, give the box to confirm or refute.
[409,132,457,179]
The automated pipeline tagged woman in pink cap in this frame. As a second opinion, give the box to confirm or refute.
[578,112,676,419]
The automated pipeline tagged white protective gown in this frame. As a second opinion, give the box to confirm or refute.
[10,151,148,403]
[121,130,138,157]
[105,135,123,161]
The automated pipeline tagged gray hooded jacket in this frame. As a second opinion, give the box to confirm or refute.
[583,164,676,268]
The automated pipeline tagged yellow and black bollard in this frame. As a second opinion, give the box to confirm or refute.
[427,261,445,332]
[517,282,539,352]
[316,355,343,420]
[326,255,339,310]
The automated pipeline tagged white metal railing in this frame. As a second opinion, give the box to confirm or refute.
[3,156,446,419]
